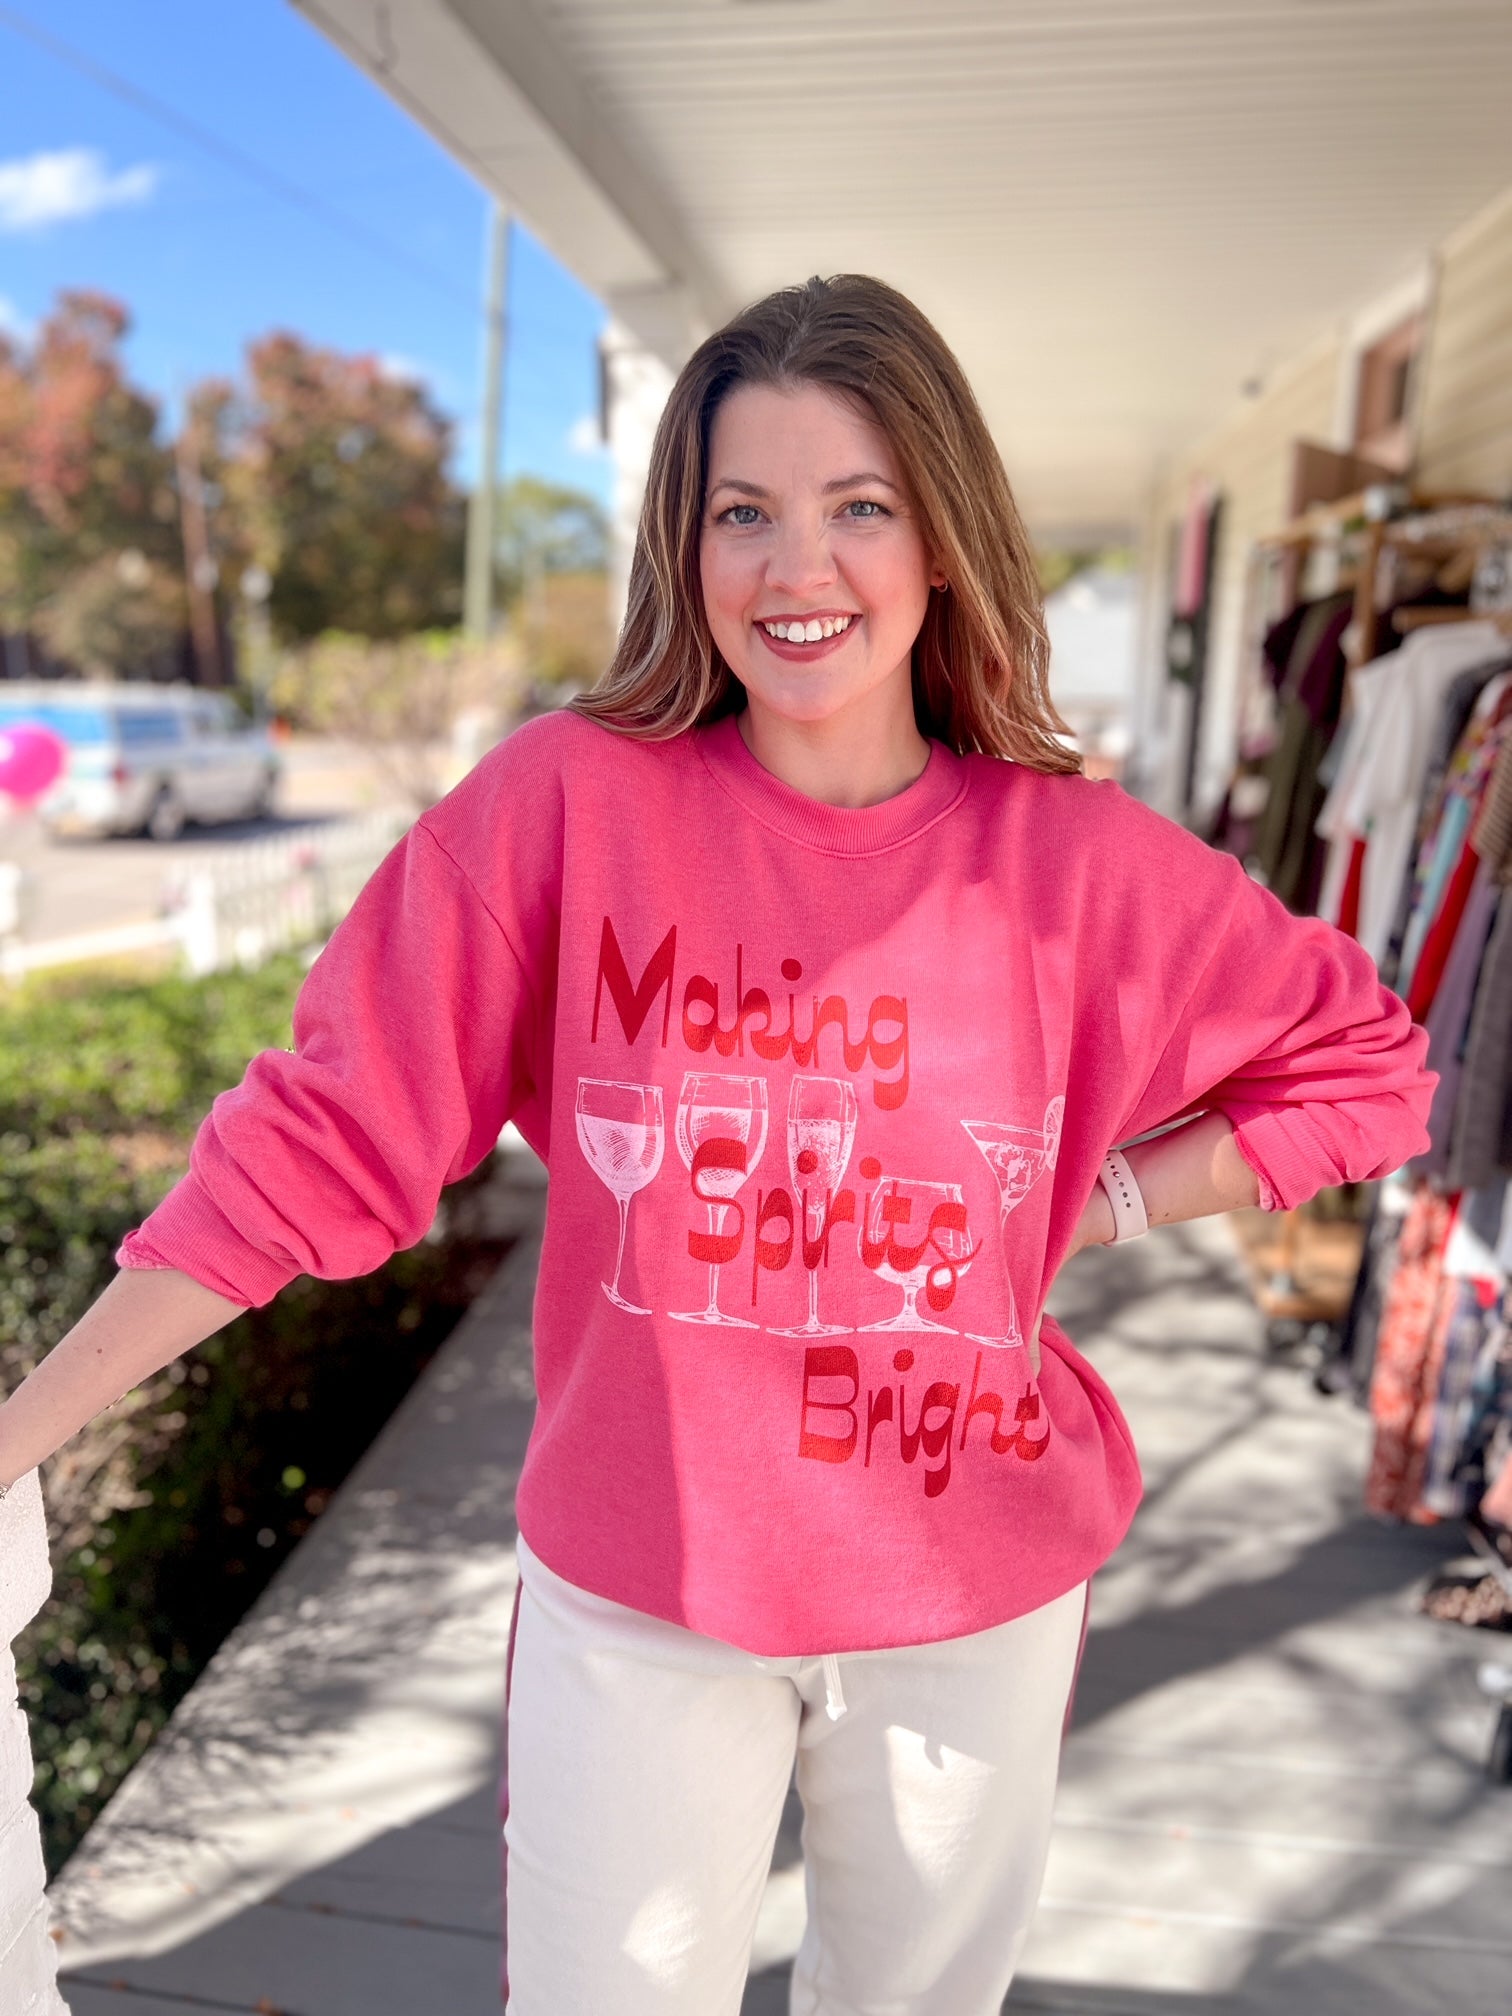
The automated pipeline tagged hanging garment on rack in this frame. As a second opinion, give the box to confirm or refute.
[1461,1284,1512,1517]
[1471,714,1512,873]
[1173,478,1218,620]
[1409,868,1500,1180]
[1399,675,1512,1009]
[1379,660,1507,988]
[1431,730,1512,1193]
[1366,1186,1460,1521]
[1421,1183,1510,1518]
[1481,1187,1512,1521]
[1253,592,1354,910]
[1325,1170,1414,1400]
[1444,889,1512,1192]
[1335,835,1368,938]
[1421,1280,1503,1518]
[1484,1437,1512,1529]
[1314,622,1506,967]
[1316,700,1370,928]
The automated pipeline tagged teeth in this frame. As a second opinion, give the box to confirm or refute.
[760,614,854,641]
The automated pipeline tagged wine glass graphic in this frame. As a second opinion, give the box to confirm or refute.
[960,1095,1064,1351]
[669,1072,768,1327]
[576,1077,665,1314]
[770,1075,859,1338]
[859,1177,975,1333]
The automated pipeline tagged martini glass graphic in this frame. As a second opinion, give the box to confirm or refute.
[960,1095,1064,1352]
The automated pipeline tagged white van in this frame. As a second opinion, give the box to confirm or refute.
[0,682,282,841]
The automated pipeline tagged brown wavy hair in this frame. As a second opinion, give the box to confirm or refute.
[571,273,1079,773]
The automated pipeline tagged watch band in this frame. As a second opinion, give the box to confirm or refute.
[1098,1148,1150,1242]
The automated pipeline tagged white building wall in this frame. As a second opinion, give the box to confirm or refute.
[1417,184,1512,499]
[1132,174,1512,824]
[1132,333,1346,820]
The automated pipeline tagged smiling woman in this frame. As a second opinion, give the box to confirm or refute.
[700,379,943,805]
[0,269,1437,2016]
[572,271,1077,781]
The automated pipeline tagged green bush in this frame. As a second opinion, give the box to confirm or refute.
[20,1237,504,1871]
[0,954,300,1384]
[0,955,300,1141]
[2,955,513,1872]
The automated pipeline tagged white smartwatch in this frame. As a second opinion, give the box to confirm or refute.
[1097,1149,1149,1242]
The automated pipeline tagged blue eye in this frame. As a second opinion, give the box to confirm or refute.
[720,504,763,527]
[845,499,889,519]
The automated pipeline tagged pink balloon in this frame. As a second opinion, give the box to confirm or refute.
[0,723,68,801]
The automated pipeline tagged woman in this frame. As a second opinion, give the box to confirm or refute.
[0,274,1435,2013]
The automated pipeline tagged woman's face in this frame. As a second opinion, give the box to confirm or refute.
[699,380,943,730]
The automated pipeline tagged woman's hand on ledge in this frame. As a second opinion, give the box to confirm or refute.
[0,1267,246,1491]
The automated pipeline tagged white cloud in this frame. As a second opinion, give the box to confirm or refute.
[567,410,607,456]
[0,148,158,233]
[376,351,426,385]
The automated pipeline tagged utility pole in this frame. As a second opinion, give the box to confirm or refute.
[464,198,510,640]
[175,407,223,687]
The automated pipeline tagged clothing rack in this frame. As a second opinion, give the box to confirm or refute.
[1392,606,1512,636]
[1226,495,1512,1783]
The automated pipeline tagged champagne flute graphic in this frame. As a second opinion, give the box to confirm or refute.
[960,1095,1064,1351]
[859,1177,974,1333]
[771,1075,859,1338]
[669,1072,768,1327]
[576,1077,665,1314]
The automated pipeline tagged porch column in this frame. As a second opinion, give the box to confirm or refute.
[1,1471,69,2014]
[601,318,676,638]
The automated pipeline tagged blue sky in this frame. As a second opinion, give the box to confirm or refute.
[0,0,613,503]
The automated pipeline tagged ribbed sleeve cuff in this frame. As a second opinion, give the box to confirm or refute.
[1221,1104,1336,1214]
[115,1176,302,1310]
[1220,1090,1430,1215]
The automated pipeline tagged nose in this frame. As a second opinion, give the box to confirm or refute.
[765,511,837,600]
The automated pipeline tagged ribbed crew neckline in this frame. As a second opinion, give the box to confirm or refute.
[694,711,968,856]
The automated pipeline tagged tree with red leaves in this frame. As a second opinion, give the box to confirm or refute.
[216,333,464,643]
[0,291,184,676]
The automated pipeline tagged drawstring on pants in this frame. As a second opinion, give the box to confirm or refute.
[821,1652,848,1721]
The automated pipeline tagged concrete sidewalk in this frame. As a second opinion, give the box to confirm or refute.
[50,1210,1512,2015]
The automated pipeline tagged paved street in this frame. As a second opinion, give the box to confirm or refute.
[48,1203,1512,2015]
[3,738,409,945]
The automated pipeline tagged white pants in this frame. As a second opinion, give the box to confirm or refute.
[501,1534,1089,2015]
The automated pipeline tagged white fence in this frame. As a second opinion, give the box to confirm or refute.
[0,810,413,983]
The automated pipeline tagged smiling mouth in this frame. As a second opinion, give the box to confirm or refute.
[756,613,857,644]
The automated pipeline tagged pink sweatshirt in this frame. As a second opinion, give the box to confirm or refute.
[119,711,1436,1652]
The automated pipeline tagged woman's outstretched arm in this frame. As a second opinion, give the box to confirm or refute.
[0,1268,246,1490]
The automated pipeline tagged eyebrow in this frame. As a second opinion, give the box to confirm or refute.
[707,471,903,500]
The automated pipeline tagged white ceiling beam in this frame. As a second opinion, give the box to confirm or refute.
[292,0,723,367]
[444,0,729,342]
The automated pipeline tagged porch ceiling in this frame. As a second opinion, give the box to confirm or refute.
[295,0,1512,539]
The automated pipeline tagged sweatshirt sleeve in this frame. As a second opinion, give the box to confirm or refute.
[1110,819,1437,1213]
[115,819,539,1307]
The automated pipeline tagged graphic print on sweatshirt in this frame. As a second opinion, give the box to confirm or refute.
[575,915,1062,1498]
